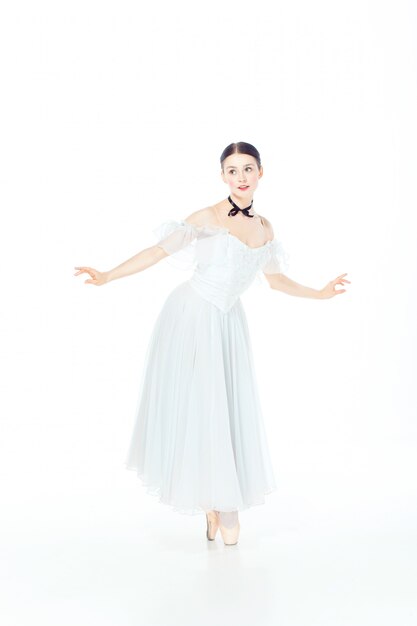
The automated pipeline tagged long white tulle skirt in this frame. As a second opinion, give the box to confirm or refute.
[125,280,277,515]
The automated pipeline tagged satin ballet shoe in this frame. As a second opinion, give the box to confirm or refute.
[219,521,240,545]
[205,511,220,541]
[216,510,240,545]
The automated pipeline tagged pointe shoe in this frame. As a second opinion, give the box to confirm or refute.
[219,519,240,546]
[205,510,220,541]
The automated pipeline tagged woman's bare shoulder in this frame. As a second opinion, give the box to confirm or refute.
[183,205,219,227]
[259,214,275,239]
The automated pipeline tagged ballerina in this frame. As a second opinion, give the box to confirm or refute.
[74,141,350,546]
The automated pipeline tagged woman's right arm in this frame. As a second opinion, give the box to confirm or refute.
[74,244,168,286]
[106,244,168,283]
[74,209,207,286]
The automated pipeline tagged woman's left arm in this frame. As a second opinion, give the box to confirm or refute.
[260,216,350,299]
[264,272,350,299]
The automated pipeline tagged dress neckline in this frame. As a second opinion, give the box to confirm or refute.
[226,231,273,250]
[179,219,273,250]
[199,223,272,250]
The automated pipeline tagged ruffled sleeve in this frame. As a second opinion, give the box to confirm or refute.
[152,219,199,270]
[262,238,290,274]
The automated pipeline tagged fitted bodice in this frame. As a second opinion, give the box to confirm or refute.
[153,219,290,312]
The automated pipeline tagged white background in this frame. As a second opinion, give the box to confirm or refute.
[1,1,416,624]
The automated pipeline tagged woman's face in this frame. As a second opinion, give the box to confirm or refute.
[221,153,263,198]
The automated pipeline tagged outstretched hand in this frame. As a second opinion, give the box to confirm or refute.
[74,266,109,286]
[320,273,351,299]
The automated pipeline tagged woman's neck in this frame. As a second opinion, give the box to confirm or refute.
[214,199,259,227]
[229,191,254,209]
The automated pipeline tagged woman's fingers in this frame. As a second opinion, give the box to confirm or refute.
[331,275,350,289]
[74,266,96,278]
[337,273,351,283]
[74,266,106,286]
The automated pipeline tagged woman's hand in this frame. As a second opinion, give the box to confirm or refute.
[73,266,109,286]
[319,273,351,299]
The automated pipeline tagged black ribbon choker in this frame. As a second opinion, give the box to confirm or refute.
[227,195,254,217]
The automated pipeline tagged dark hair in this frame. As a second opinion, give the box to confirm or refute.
[220,141,261,171]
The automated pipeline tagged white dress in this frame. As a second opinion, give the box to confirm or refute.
[125,219,290,515]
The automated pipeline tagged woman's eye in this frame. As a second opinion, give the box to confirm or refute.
[228,167,251,174]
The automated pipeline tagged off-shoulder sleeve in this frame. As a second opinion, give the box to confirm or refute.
[262,238,290,274]
[152,219,199,270]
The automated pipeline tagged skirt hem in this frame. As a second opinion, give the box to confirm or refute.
[125,464,278,516]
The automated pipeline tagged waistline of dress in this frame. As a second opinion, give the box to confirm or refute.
[186,278,240,314]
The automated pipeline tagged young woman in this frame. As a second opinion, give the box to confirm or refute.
[74,141,350,546]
